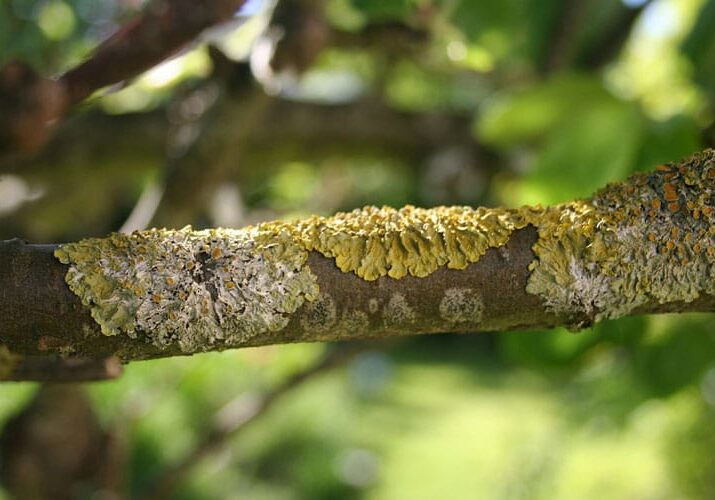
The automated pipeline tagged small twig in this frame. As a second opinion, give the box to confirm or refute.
[143,343,368,500]
[119,182,166,233]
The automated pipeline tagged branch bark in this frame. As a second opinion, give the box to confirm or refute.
[3,151,715,381]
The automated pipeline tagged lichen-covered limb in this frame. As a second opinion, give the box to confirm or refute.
[3,151,715,378]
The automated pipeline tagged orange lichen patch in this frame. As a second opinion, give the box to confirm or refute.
[667,202,680,212]
[651,199,662,211]
[662,183,678,201]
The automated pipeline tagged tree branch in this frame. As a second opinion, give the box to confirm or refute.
[0,0,248,161]
[3,151,715,380]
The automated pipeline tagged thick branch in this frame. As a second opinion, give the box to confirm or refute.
[3,151,715,381]
[0,227,557,362]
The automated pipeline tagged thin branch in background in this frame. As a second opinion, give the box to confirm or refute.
[0,0,249,162]
[119,182,166,234]
[3,356,123,382]
[539,0,590,74]
[143,343,368,500]
[61,0,249,106]
[118,46,244,231]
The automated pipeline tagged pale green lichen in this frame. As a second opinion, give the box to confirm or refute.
[56,227,319,352]
[527,150,715,325]
[334,309,370,337]
[439,288,484,324]
[300,293,337,333]
[384,293,416,328]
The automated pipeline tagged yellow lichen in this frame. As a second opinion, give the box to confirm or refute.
[527,149,715,326]
[293,205,544,280]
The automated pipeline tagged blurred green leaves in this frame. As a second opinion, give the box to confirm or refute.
[478,74,644,204]
[681,0,715,89]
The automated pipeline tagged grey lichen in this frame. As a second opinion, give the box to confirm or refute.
[527,150,715,325]
[300,293,337,334]
[384,293,416,328]
[439,288,483,324]
[336,309,370,336]
[55,227,319,352]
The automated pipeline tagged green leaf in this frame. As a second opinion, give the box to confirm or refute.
[681,0,715,88]
[476,74,613,147]
[521,98,644,204]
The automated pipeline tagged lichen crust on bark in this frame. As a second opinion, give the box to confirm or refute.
[55,227,320,352]
[54,150,715,347]
[55,205,546,350]
[527,149,715,326]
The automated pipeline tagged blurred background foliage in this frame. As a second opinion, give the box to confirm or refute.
[2,0,715,498]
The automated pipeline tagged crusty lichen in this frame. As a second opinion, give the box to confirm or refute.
[300,293,337,334]
[384,293,416,328]
[439,288,484,324]
[55,227,319,352]
[527,150,715,326]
